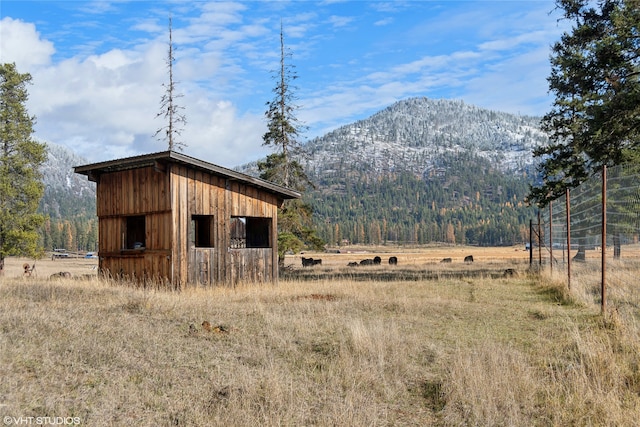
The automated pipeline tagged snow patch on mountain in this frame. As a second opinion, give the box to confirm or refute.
[301,97,547,179]
[41,142,96,197]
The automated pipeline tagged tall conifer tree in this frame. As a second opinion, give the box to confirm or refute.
[530,0,640,205]
[0,63,47,274]
[260,21,309,190]
[258,23,324,260]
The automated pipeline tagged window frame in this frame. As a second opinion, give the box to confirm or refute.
[191,214,215,248]
[230,216,271,249]
[123,215,146,250]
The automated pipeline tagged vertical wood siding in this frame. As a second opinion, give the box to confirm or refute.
[96,163,282,288]
[97,166,170,216]
[169,164,280,288]
[97,166,171,286]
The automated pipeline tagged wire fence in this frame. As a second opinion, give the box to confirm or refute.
[536,164,640,313]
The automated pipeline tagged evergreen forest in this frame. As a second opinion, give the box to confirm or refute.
[39,187,98,253]
[306,151,535,247]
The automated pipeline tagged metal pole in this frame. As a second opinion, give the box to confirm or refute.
[529,219,533,266]
[566,188,571,290]
[537,210,542,266]
[601,165,607,315]
[549,201,553,275]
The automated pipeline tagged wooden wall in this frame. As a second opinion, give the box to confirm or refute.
[97,165,170,217]
[96,166,173,285]
[169,164,281,287]
[95,163,282,288]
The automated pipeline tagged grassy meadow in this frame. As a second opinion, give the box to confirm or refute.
[1,246,639,426]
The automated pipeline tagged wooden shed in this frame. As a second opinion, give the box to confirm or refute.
[74,151,300,288]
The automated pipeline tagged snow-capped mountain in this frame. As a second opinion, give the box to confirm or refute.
[301,97,547,180]
[39,142,96,219]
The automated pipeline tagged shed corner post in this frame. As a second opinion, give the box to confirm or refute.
[272,210,280,284]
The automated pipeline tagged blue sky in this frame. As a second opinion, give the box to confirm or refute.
[0,1,568,167]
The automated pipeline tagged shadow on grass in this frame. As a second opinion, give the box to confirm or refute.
[535,281,577,307]
[282,267,528,282]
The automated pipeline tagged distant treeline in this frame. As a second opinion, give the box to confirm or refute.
[38,186,98,252]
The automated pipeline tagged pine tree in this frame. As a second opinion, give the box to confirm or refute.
[154,16,187,151]
[258,22,324,260]
[260,22,308,189]
[0,63,47,274]
[530,0,640,205]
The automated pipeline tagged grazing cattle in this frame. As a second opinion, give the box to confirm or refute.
[347,262,358,267]
[503,268,517,277]
[388,256,398,265]
[359,259,374,266]
[373,256,382,265]
[440,258,452,263]
[302,257,322,267]
[464,255,474,263]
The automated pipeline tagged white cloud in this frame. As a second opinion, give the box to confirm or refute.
[479,30,553,52]
[0,11,270,168]
[182,100,268,167]
[463,46,554,116]
[327,15,354,28]
[130,18,163,34]
[374,17,394,26]
[0,17,55,68]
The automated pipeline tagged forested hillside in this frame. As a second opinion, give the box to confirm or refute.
[305,152,533,246]
[38,143,97,252]
[298,97,543,246]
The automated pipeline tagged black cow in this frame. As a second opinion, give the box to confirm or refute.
[440,258,452,263]
[464,255,474,263]
[388,256,398,265]
[504,268,517,277]
[373,256,382,265]
[359,259,374,266]
[302,257,322,267]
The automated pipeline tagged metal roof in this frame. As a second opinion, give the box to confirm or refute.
[73,150,301,199]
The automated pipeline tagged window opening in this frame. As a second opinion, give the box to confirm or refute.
[125,215,146,249]
[230,216,271,248]
[191,215,214,248]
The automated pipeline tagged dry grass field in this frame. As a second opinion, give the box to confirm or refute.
[287,244,532,267]
[2,256,99,279]
[1,247,639,426]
